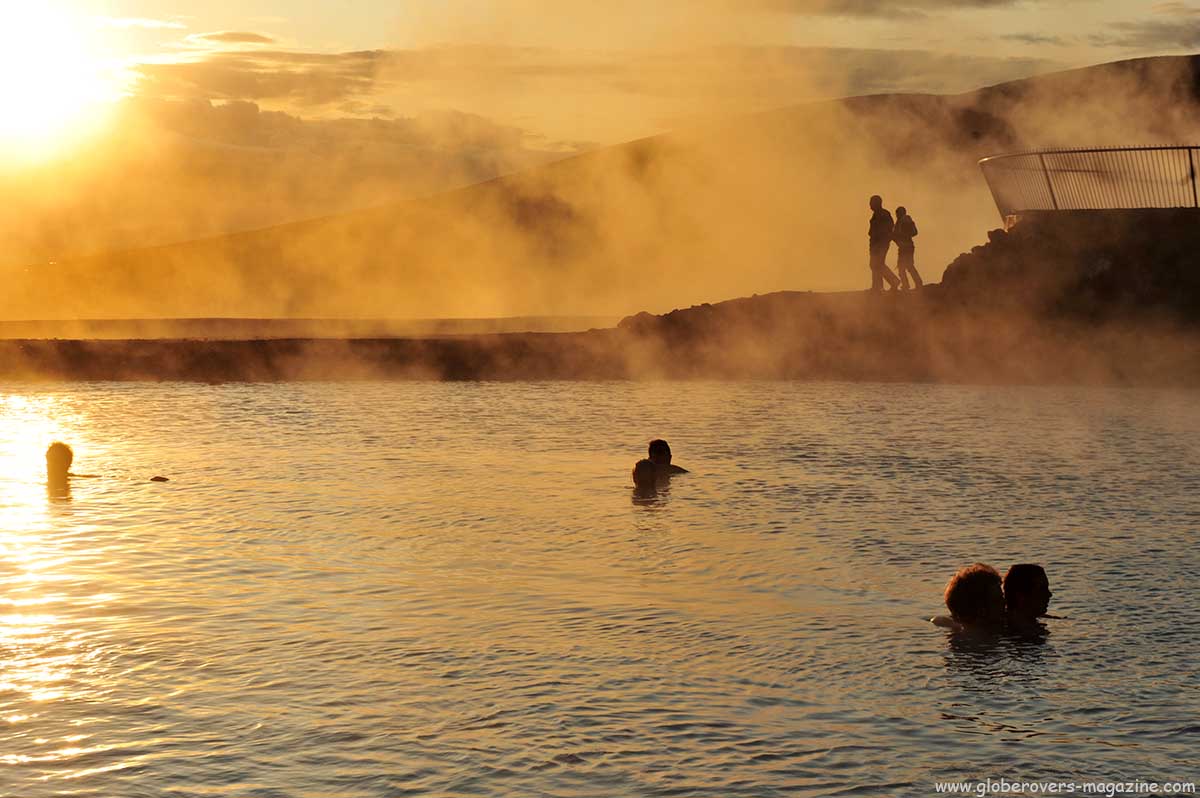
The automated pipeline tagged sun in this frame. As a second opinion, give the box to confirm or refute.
[0,4,124,164]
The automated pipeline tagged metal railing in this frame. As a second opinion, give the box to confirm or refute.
[979,146,1200,219]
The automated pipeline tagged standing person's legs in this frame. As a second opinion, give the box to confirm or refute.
[899,247,923,289]
[873,244,900,290]
[897,247,912,289]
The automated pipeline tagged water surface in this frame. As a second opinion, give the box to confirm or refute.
[1,382,1197,796]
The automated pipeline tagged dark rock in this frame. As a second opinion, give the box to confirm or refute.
[939,208,1200,323]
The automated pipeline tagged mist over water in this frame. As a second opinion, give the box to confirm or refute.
[1,382,1197,796]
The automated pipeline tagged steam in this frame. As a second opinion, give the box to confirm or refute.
[2,9,1199,326]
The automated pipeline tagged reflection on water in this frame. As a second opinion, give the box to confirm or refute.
[943,627,1050,683]
[0,382,1197,796]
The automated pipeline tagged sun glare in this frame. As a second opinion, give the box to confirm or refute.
[0,4,124,164]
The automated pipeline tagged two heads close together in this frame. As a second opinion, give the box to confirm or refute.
[632,438,688,496]
[938,562,1053,633]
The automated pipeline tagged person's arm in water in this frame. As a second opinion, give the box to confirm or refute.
[930,615,963,631]
[668,464,688,474]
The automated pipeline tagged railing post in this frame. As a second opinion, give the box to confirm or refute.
[1038,152,1059,210]
[1190,148,1199,208]
[979,162,1009,222]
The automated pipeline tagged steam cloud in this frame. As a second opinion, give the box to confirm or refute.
[2,4,1199,326]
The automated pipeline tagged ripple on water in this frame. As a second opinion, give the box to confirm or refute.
[0,382,1197,796]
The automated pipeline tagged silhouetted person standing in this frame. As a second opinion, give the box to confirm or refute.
[893,206,923,290]
[868,195,900,292]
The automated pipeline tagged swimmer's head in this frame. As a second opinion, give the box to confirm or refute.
[632,458,658,492]
[869,195,883,211]
[1003,563,1052,622]
[944,563,1006,630]
[648,439,672,466]
[45,441,73,480]
[896,206,908,218]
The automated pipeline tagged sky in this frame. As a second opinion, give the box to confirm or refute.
[11,0,1199,151]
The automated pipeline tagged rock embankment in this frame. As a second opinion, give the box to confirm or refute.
[939,208,1200,323]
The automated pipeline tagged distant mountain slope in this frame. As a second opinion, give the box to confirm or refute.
[7,54,1200,321]
[0,102,566,267]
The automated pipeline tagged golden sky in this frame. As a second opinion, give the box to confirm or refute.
[4,0,1197,158]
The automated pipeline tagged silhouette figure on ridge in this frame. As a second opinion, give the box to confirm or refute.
[868,195,901,292]
[893,205,923,290]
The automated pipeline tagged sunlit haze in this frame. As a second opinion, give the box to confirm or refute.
[0,3,127,164]
[3,0,1200,316]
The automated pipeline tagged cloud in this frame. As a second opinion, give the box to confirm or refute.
[131,97,552,157]
[100,17,187,30]
[401,0,1025,43]
[1089,20,1200,49]
[127,44,1056,147]
[135,50,385,107]
[391,0,1041,53]
[190,31,277,46]
[132,44,1053,133]
[1087,2,1200,49]
[753,0,1021,17]
[998,33,1068,46]
[1150,1,1200,16]
[121,0,1064,145]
